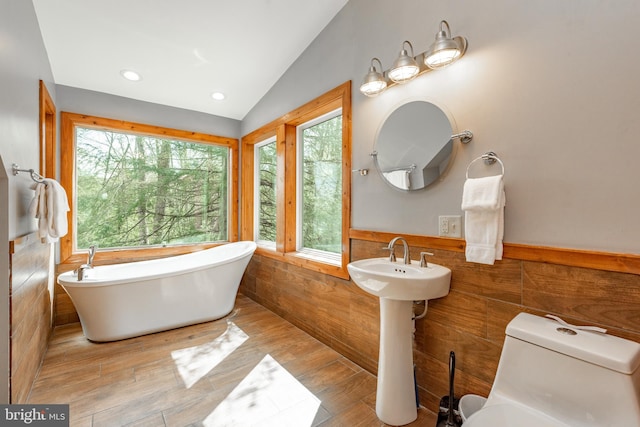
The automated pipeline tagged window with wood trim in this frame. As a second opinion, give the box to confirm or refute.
[60,113,238,264]
[241,82,351,279]
[254,136,277,248]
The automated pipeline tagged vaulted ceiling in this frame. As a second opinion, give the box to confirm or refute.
[33,0,348,120]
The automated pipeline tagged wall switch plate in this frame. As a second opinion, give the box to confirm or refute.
[439,215,462,238]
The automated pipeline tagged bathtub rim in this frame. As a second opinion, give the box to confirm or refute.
[58,240,256,288]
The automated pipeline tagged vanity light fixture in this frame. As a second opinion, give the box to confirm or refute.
[359,58,387,97]
[424,20,466,69]
[388,41,420,84]
[359,20,468,97]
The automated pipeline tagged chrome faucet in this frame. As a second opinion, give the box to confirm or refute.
[386,236,411,264]
[87,245,96,268]
[75,265,90,281]
[74,245,96,281]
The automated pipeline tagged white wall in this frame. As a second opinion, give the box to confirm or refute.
[242,0,640,254]
[0,0,55,240]
[0,0,56,404]
[56,85,241,140]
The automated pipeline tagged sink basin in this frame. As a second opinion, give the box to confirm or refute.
[348,256,452,425]
[347,257,451,301]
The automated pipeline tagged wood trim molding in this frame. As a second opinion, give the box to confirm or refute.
[240,142,255,242]
[240,82,352,279]
[254,246,349,280]
[9,232,44,256]
[349,228,640,275]
[39,81,56,179]
[242,82,351,144]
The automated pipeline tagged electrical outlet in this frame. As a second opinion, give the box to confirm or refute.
[439,216,449,234]
[439,215,462,238]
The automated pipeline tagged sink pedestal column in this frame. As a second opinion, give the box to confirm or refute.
[376,298,417,426]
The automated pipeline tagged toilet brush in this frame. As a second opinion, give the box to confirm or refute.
[436,351,462,427]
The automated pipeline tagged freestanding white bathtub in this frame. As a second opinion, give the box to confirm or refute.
[57,241,257,342]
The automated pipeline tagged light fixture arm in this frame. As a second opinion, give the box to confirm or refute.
[401,40,414,57]
[370,57,383,73]
[439,20,452,38]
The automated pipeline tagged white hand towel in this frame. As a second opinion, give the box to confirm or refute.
[29,182,44,217]
[30,182,49,241]
[383,170,410,190]
[43,178,70,239]
[30,179,70,242]
[461,175,503,211]
[462,175,506,265]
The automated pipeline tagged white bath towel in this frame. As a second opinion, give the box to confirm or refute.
[383,170,410,190]
[29,179,70,242]
[462,175,505,265]
[461,175,504,211]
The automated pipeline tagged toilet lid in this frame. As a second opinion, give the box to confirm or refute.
[463,404,567,427]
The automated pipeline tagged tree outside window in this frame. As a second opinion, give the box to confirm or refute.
[299,114,342,254]
[256,138,277,244]
[75,127,229,250]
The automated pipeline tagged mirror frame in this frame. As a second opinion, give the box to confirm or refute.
[373,99,462,192]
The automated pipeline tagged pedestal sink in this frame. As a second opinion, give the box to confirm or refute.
[348,257,451,426]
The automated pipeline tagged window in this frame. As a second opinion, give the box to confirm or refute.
[60,113,238,263]
[297,111,342,261]
[255,137,277,247]
[241,82,351,278]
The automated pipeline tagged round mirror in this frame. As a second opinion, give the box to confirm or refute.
[374,101,456,191]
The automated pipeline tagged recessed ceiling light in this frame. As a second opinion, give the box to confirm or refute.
[120,69,142,82]
[211,92,225,101]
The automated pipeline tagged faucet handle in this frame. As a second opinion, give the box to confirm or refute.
[74,264,92,280]
[381,246,396,262]
[419,252,434,268]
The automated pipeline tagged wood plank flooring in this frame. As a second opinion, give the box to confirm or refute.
[27,294,438,427]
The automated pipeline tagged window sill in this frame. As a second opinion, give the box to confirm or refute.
[254,246,349,280]
[59,243,221,267]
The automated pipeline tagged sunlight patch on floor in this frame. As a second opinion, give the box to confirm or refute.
[171,320,249,388]
[204,354,322,427]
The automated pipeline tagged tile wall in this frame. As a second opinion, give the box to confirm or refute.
[9,233,53,403]
[240,237,640,412]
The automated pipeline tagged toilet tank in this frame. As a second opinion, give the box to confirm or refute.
[487,313,640,427]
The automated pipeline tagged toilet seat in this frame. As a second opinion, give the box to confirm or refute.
[463,404,567,427]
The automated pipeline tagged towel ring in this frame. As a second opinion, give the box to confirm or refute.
[466,152,505,179]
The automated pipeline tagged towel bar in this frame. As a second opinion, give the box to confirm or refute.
[12,163,45,183]
[466,152,504,179]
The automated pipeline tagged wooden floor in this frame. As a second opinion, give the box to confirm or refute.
[27,294,437,427]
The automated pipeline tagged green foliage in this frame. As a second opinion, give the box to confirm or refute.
[254,115,343,254]
[301,115,342,253]
[257,141,277,242]
[75,128,228,250]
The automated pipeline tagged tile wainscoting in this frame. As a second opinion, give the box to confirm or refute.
[240,231,640,413]
[9,232,54,403]
[50,231,640,413]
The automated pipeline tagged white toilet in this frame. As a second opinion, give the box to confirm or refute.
[464,312,640,427]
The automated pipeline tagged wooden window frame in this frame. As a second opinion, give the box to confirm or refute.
[60,112,239,265]
[241,81,352,279]
[39,81,56,179]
